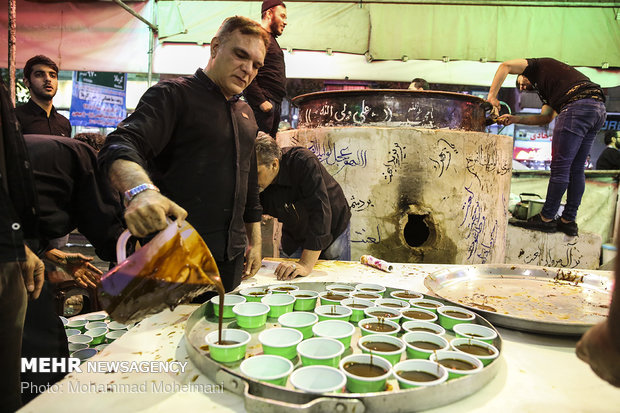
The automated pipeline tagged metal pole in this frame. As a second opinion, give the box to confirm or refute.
[112,0,157,32]
[148,1,155,87]
[8,0,16,106]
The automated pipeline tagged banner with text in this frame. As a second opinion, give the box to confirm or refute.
[70,71,127,128]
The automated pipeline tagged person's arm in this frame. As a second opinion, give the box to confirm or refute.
[108,159,187,237]
[576,251,620,387]
[496,104,555,127]
[244,77,270,111]
[487,59,529,112]
[275,248,321,281]
[243,222,262,279]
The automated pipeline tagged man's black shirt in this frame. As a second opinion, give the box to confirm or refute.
[99,69,262,262]
[260,147,351,255]
[596,147,620,170]
[15,99,71,137]
[245,33,286,107]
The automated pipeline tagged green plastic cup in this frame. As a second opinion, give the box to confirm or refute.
[68,342,88,352]
[71,348,97,361]
[290,290,319,311]
[403,331,449,359]
[430,350,483,379]
[350,291,382,302]
[297,337,345,368]
[65,328,80,337]
[105,330,126,343]
[393,359,448,389]
[107,321,128,331]
[312,320,355,348]
[205,329,251,363]
[261,294,295,318]
[357,334,406,366]
[409,298,444,314]
[66,319,88,332]
[258,327,303,359]
[68,334,93,347]
[211,294,246,319]
[437,306,476,331]
[450,337,499,366]
[453,323,497,344]
[389,290,423,302]
[325,284,356,294]
[233,302,270,329]
[85,321,107,331]
[358,317,400,336]
[85,327,108,346]
[400,307,438,323]
[375,298,410,310]
[340,353,392,393]
[268,284,300,294]
[363,306,402,323]
[318,291,350,306]
[290,365,346,394]
[239,287,271,302]
[278,312,318,339]
[84,313,107,322]
[240,354,294,386]
[401,320,445,336]
[314,305,352,322]
[341,298,374,323]
[354,283,386,297]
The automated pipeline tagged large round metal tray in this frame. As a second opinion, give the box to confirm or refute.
[424,264,612,336]
[184,281,502,413]
[291,89,487,131]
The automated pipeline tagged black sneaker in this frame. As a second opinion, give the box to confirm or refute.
[509,214,557,233]
[557,219,578,236]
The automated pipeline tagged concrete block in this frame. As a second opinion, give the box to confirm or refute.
[505,224,602,269]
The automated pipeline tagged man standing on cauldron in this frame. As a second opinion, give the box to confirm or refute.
[487,58,606,237]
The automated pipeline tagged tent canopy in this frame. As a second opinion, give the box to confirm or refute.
[1,0,619,87]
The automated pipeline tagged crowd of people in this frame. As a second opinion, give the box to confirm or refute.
[0,1,618,410]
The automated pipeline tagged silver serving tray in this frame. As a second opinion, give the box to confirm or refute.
[184,281,502,413]
[425,264,612,336]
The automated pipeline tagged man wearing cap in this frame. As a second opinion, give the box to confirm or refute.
[245,0,287,138]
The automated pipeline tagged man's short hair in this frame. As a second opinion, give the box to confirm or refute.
[255,132,282,165]
[74,132,106,152]
[216,16,270,53]
[410,78,429,90]
[604,130,617,145]
[24,55,59,81]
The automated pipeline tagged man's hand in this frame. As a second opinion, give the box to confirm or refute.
[242,244,262,280]
[259,100,273,113]
[487,97,501,116]
[21,246,44,300]
[576,321,620,387]
[275,261,311,281]
[124,190,187,237]
[45,249,103,289]
[496,114,517,126]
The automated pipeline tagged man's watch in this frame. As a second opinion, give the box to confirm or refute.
[124,183,159,204]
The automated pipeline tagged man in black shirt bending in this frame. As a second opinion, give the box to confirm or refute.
[596,131,620,170]
[256,134,351,281]
[15,55,71,137]
[245,0,287,138]
[99,16,269,292]
[487,58,606,236]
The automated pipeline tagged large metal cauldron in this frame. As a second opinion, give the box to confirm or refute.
[292,89,487,131]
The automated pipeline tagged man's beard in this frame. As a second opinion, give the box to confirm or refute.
[270,20,282,37]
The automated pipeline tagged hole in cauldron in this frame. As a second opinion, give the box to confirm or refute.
[403,214,430,247]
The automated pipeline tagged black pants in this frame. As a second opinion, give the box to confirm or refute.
[0,262,28,413]
[192,252,245,303]
[21,281,69,405]
[253,99,281,138]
